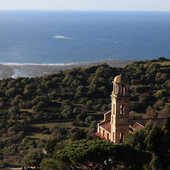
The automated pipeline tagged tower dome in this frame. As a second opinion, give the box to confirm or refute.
[113,74,128,84]
[112,74,129,96]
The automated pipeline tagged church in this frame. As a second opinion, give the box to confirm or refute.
[96,74,166,144]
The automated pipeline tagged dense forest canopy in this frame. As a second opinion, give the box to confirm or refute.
[0,57,169,168]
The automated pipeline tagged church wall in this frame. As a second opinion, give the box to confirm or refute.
[104,111,111,122]
[97,125,111,141]
[114,126,129,143]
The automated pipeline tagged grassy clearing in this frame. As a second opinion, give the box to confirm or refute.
[26,121,90,140]
[33,121,73,129]
[158,61,170,66]
[91,112,104,115]
[27,132,50,140]
[135,112,147,118]
[33,122,90,129]
[20,108,33,113]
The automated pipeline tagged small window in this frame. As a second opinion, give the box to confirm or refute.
[107,133,109,140]
[103,130,105,136]
[115,85,119,94]
[123,86,126,95]
[120,104,125,116]
[121,85,126,95]
[120,133,124,143]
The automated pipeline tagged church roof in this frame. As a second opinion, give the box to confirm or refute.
[129,118,166,128]
[101,122,111,133]
[114,74,128,84]
[131,122,144,131]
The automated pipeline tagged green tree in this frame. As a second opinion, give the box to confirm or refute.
[53,139,151,170]
[32,96,49,105]
[76,113,86,122]
[45,139,58,156]
[40,158,58,170]
[125,129,146,150]
[8,106,19,115]
[160,117,170,169]
[72,129,87,140]
[6,87,17,97]
[22,150,44,169]
[0,160,6,169]
[72,107,81,118]
[126,119,170,169]
[0,151,3,160]
[48,91,58,100]
[62,105,72,118]
[75,86,86,99]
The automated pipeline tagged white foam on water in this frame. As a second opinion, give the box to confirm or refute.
[1,62,77,66]
[53,35,75,40]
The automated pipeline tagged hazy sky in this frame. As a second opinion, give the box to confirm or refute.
[0,0,170,11]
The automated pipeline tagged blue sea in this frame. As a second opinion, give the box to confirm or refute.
[0,11,170,64]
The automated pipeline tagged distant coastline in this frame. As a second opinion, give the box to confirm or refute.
[0,59,134,79]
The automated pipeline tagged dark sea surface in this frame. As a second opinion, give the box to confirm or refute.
[0,11,170,64]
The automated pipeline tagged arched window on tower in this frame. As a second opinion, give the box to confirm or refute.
[120,104,125,116]
[120,133,124,143]
[121,85,126,96]
[115,84,119,94]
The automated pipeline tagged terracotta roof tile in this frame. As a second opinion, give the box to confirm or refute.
[129,127,134,134]
[129,118,166,128]
[98,111,111,126]
[101,122,111,133]
[131,122,144,131]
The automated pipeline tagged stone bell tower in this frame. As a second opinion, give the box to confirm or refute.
[110,74,130,143]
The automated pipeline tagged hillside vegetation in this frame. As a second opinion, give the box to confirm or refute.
[0,57,169,166]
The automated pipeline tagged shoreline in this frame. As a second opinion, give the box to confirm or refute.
[0,59,134,66]
[0,59,134,79]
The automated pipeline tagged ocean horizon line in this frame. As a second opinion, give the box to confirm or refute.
[0,10,170,12]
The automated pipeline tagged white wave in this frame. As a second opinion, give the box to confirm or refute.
[0,59,132,67]
[1,62,85,66]
[1,63,66,66]
[53,35,74,40]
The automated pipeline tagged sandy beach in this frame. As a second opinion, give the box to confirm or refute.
[0,59,134,79]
